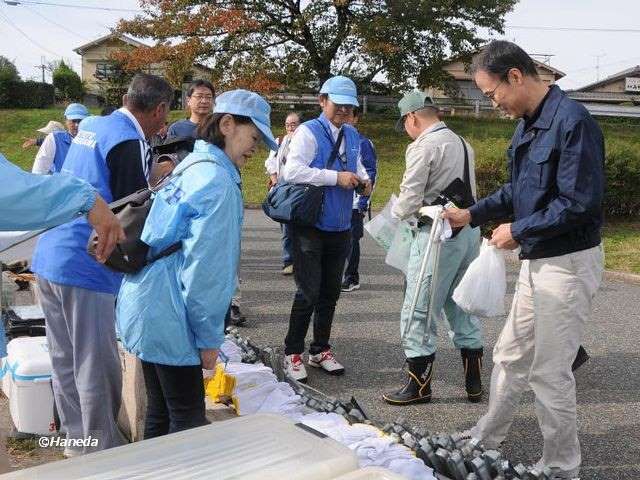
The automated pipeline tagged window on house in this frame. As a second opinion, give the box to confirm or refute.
[94,63,117,81]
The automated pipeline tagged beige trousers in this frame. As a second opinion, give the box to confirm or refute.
[471,244,604,475]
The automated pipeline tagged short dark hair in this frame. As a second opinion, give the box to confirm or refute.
[187,79,215,98]
[197,113,253,149]
[126,73,174,112]
[472,41,539,80]
[353,107,362,118]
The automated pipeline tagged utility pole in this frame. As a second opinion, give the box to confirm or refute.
[35,56,47,83]
[592,53,606,81]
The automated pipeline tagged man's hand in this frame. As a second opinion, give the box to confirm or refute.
[87,194,125,263]
[200,349,219,370]
[490,223,519,250]
[361,180,373,196]
[336,172,359,189]
[267,173,278,189]
[442,207,472,228]
[22,138,37,149]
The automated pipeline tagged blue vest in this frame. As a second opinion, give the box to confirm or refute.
[51,131,73,173]
[31,111,142,294]
[306,114,360,231]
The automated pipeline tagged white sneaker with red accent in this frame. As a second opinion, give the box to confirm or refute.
[308,350,345,375]
[284,354,308,382]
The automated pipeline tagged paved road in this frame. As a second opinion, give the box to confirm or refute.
[1,210,638,478]
[237,209,640,480]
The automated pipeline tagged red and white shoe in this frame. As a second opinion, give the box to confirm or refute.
[284,354,308,382]
[308,350,345,375]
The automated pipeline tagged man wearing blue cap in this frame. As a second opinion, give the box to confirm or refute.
[31,103,89,174]
[281,75,371,382]
[31,73,173,455]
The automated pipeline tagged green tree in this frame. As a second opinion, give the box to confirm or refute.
[0,56,20,83]
[52,60,85,101]
[117,0,517,93]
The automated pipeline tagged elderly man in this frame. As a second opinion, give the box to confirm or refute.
[265,111,302,275]
[382,91,483,406]
[31,103,89,174]
[0,152,123,472]
[168,79,215,138]
[444,41,605,479]
[31,73,173,454]
[281,75,371,383]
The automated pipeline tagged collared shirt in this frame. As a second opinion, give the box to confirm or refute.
[392,121,476,220]
[32,132,57,174]
[523,86,553,131]
[118,107,151,180]
[264,134,293,177]
[282,121,369,186]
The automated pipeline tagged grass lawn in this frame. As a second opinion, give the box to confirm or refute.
[1,107,638,273]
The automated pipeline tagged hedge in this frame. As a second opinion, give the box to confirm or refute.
[0,80,54,108]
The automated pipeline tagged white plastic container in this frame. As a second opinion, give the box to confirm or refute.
[333,467,409,479]
[1,336,55,436]
[2,413,359,479]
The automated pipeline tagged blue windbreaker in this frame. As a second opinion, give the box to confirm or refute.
[116,141,243,366]
[0,153,96,357]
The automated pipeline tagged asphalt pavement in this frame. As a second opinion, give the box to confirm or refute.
[237,209,640,480]
[1,209,638,479]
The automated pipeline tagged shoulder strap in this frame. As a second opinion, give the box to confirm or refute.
[458,135,475,203]
[325,127,345,170]
[152,158,217,193]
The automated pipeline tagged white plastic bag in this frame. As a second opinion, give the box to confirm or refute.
[364,194,398,251]
[385,221,413,274]
[453,238,506,317]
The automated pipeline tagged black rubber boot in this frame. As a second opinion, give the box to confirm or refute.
[572,345,589,372]
[461,347,483,403]
[382,354,435,405]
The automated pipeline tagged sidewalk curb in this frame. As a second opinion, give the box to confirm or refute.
[503,251,640,285]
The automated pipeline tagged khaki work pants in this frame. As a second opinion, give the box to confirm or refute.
[471,244,604,475]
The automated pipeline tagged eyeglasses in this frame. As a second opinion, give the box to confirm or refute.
[334,104,354,112]
[484,79,506,101]
[191,94,214,102]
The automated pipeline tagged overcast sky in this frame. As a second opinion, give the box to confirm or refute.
[0,0,638,90]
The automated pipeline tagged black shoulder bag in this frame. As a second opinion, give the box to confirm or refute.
[262,127,345,226]
[87,159,215,274]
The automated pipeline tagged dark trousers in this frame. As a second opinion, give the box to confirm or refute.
[344,209,365,283]
[141,360,209,440]
[284,225,351,355]
[282,223,293,267]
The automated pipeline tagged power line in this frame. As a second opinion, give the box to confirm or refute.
[3,0,141,13]
[24,4,88,40]
[0,4,64,58]
[506,24,640,34]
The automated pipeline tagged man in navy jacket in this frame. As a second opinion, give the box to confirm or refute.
[444,41,604,479]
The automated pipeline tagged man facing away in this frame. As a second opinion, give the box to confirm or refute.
[31,73,173,455]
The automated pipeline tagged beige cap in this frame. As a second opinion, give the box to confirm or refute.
[37,120,65,135]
